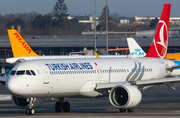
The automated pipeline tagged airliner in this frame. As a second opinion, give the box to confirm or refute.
[127,38,180,76]
[5,4,180,115]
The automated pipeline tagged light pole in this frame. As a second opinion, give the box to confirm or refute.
[94,0,96,51]
[106,0,108,52]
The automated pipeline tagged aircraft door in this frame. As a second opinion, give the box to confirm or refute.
[38,63,49,84]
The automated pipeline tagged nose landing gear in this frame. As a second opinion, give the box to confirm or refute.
[26,97,36,115]
[26,108,35,115]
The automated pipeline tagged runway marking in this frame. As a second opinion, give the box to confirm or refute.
[0,104,14,106]
[156,106,180,109]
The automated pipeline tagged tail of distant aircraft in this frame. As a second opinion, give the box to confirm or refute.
[127,38,146,57]
[7,29,39,57]
[145,4,171,59]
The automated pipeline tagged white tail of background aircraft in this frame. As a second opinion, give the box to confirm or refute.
[127,38,146,57]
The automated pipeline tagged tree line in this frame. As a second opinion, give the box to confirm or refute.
[0,0,175,36]
[0,0,82,35]
[0,12,82,35]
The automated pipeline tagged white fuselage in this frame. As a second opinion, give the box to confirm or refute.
[6,57,174,98]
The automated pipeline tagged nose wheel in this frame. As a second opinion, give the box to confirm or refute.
[26,108,35,115]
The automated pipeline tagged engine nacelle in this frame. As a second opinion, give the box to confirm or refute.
[109,85,142,109]
[12,96,43,109]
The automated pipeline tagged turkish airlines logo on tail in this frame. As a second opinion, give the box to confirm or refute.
[154,20,168,59]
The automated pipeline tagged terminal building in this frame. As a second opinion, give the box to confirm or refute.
[120,16,180,25]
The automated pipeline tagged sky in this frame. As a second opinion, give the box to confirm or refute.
[0,0,179,17]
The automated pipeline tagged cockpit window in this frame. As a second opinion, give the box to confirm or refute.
[9,70,36,76]
[26,70,31,75]
[16,70,25,75]
[10,70,16,75]
[30,70,36,75]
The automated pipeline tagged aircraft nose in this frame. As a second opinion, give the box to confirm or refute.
[6,76,20,95]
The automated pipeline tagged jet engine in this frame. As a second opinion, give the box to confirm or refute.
[12,96,43,109]
[109,85,142,108]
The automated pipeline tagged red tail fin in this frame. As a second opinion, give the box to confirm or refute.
[145,4,171,59]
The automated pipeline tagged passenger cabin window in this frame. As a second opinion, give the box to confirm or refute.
[16,70,25,75]
[10,70,16,75]
[30,70,36,75]
[26,70,31,75]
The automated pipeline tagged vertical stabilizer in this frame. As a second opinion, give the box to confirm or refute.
[127,38,146,57]
[8,29,39,57]
[145,4,171,59]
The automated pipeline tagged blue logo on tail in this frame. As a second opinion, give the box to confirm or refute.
[131,48,145,56]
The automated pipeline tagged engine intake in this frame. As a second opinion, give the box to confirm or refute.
[12,96,43,109]
[109,85,142,109]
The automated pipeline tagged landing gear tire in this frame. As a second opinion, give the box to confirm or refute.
[26,108,35,115]
[119,108,126,113]
[55,102,62,112]
[26,109,30,115]
[127,108,134,112]
[62,102,70,112]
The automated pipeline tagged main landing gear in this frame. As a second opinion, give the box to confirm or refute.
[55,98,70,113]
[119,108,134,113]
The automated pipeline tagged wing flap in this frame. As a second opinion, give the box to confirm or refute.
[95,77,180,91]
[166,65,180,71]
[136,77,180,86]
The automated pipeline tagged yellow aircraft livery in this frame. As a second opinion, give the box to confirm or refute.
[166,54,180,61]
[8,29,39,57]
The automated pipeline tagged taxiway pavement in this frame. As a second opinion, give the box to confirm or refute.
[1,83,180,118]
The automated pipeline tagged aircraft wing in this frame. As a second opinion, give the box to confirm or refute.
[166,65,180,70]
[95,77,180,90]
[135,77,180,86]
[0,76,6,85]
